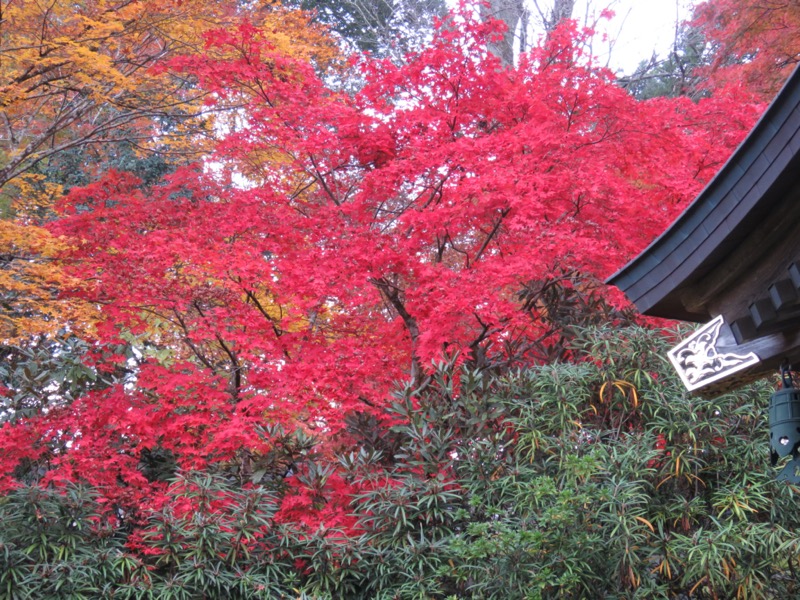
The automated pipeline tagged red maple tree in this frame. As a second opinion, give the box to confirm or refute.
[0,7,767,521]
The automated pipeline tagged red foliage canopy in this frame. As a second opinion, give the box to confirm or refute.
[0,10,766,516]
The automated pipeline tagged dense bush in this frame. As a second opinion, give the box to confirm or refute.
[2,325,798,599]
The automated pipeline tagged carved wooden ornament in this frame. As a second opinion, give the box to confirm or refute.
[667,316,760,392]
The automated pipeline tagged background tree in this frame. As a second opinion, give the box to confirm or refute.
[288,0,447,60]
[619,23,710,100]
[481,0,579,67]
[692,0,800,99]
[288,0,578,67]
[480,0,530,66]
[619,0,800,101]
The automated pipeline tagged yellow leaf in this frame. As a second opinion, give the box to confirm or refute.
[633,516,655,533]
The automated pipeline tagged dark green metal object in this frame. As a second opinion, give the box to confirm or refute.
[769,369,800,483]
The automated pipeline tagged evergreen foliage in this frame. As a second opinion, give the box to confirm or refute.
[619,25,710,100]
[287,0,447,58]
[2,326,797,599]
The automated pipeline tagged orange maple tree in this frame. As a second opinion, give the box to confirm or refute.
[0,0,336,190]
[0,0,336,345]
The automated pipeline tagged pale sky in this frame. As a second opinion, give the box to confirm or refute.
[446,0,702,73]
[559,0,700,73]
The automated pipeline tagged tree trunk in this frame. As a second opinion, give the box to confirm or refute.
[481,0,527,67]
[540,0,576,32]
[483,0,577,66]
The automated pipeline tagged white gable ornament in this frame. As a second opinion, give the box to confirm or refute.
[667,315,761,392]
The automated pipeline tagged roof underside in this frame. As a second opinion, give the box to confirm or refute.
[607,66,800,322]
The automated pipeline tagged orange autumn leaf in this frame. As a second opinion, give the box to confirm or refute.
[0,0,338,191]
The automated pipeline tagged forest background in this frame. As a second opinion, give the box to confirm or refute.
[1,0,799,598]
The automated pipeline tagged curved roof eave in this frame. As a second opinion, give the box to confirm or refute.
[607,65,800,321]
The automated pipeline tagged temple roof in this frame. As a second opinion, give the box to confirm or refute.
[608,66,800,394]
